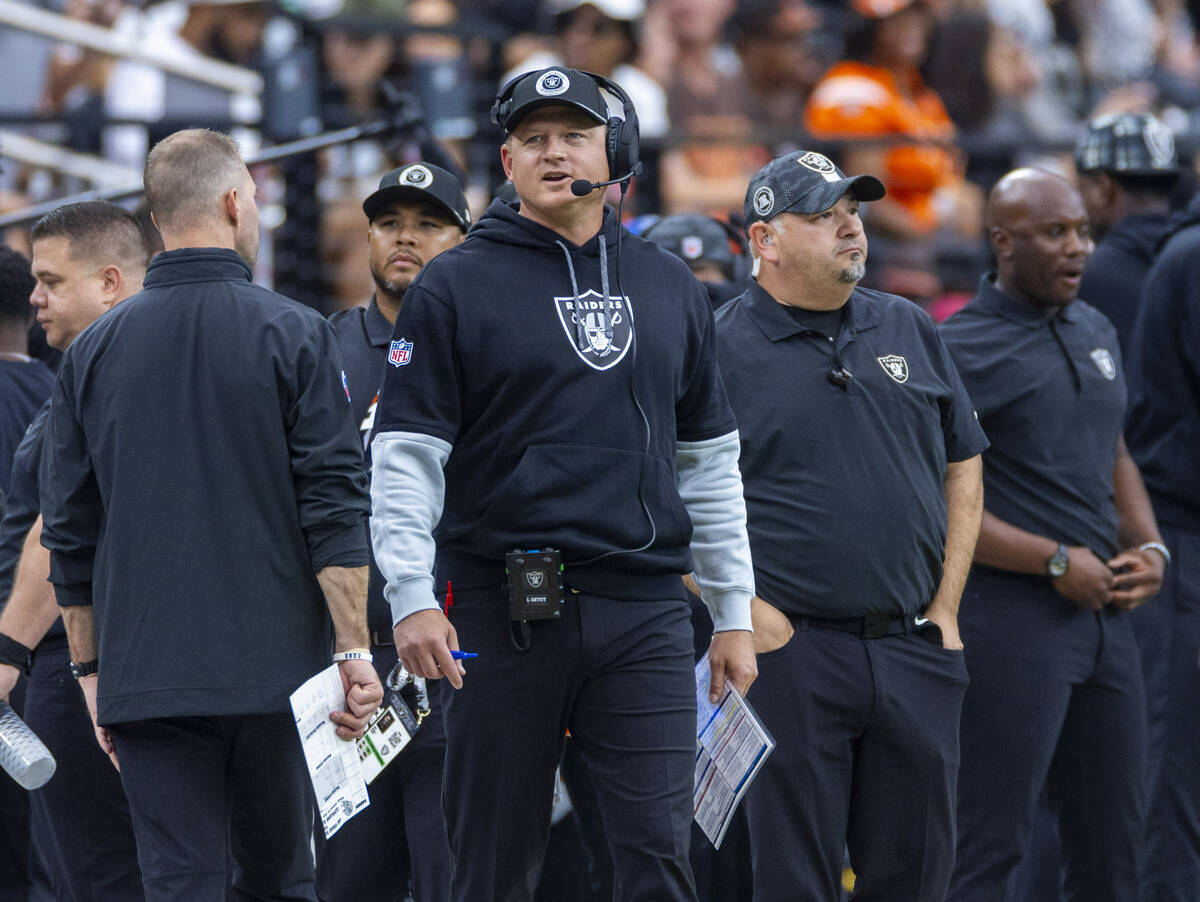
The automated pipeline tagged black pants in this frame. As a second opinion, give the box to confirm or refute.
[25,641,143,901]
[1131,521,1200,902]
[316,645,451,902]
[744,621,968,902]
[441,588,698,902]
[949,568,1147,902]
[109,712,316,902]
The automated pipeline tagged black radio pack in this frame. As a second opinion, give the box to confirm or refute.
[505,549,565,622]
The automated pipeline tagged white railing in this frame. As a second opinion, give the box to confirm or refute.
[0,0,262,96]
[0,129,141,187]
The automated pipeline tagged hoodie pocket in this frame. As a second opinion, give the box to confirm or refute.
[472,443,692,560]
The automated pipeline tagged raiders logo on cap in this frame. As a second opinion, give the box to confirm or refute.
[536,70,571,97]
[400,164,433,188]
[797,152,841,183]
[753,187,775,217]
[1143,118,1175,169]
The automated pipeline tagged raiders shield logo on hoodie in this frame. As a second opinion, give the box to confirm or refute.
[554,289,633,371]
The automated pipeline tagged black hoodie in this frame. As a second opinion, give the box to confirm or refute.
[373,200,737,601]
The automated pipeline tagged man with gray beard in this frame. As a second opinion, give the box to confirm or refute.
[714,151,988,902]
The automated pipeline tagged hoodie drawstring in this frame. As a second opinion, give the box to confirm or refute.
[556,235,614,351]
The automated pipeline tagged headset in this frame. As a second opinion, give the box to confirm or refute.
[491,68,642,191]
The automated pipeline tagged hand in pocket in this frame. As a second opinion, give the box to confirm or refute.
[751,596,794,654]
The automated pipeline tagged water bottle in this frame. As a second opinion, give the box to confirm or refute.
[0,700,56,790]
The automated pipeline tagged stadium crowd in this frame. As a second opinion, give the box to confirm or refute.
[0,0,1199,901]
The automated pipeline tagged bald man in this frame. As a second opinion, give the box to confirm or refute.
[940,169,1166,902]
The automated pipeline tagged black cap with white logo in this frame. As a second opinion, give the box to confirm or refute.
[642,214,738,280]
[492,67,609,134]
[743,151,886,229]
[1075,113,1180,176]
[362,162,471,230]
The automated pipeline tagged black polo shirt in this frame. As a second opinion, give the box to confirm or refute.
[329,298,394,442]
[940,275,1125,559]
[329,297,395,635]
[715,281,988,618]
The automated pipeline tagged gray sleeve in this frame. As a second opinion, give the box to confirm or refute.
[369,430,452,626]
[676,430,754,633]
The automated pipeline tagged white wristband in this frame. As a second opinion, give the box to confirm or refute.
[332,649,373,663]
[1138,542,1171,567]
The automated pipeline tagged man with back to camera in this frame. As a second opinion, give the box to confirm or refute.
[0,201,148,901]
[715,150,988,902]
[38,129,383,902]
[1075,112,1182,354]
[318,162,469,902]
[368,67,757,902]
[941,169,1164,902]
[1122,183,1200,902]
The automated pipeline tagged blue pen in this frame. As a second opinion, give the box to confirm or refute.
[450,651,478,660]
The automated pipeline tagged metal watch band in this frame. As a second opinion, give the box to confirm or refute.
[1138,541,1171,567]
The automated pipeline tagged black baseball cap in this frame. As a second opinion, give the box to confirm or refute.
[362,162,471,230]
[1075,113,1180,176]
[492,67,609,134]
[643,214,737,279]
[744,151,885,228]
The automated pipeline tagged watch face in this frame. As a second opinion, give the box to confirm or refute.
[1048,548,1069,578]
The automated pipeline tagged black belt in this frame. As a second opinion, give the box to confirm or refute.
[798,612,918,640]
[370,630,394,647]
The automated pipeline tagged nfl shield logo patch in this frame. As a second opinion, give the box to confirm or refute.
[388,338,413,367]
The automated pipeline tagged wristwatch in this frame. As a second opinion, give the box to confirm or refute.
[1046,544,1070,579]
[69,659,99,679]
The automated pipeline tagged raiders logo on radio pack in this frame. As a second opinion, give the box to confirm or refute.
[1090,348,1117,381]
[554,290,633,371]
[388,338,413,367]
[877,354,909,383]
[536,70,570,96]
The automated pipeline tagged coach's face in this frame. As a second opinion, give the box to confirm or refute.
[29,236,111,350]
[501,107,608,219]
[367,200,463,297]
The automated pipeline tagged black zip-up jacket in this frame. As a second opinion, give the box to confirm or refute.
[40,248,370,724]
[1125,196,1200,528]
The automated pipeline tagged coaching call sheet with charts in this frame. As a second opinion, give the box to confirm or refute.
[290,664,371,838]
[694,653,775,848]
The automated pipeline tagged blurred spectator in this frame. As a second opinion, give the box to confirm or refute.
[501,0,668,138]
[924,11,1042,190]
[730,0,824,143]
[805,0,977,240]
[645,0,768,213]
[805,0,982,299]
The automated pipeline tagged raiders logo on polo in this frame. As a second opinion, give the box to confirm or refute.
[753,187,774,217]
[1090,348,1117,381]
[525,570,544,589]
[400,164,433,188]
[536,70,570,96]
[681,235,704,259]
[554,289,633,371]
[797,151,841,183]
[877,354,909,383]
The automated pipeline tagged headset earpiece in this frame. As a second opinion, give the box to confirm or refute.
[585,71,640,182]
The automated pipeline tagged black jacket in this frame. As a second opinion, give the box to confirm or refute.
[1125,196,1200,528]
[41,249,370,724]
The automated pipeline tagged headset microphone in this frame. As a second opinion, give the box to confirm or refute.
[570,163,644,197]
